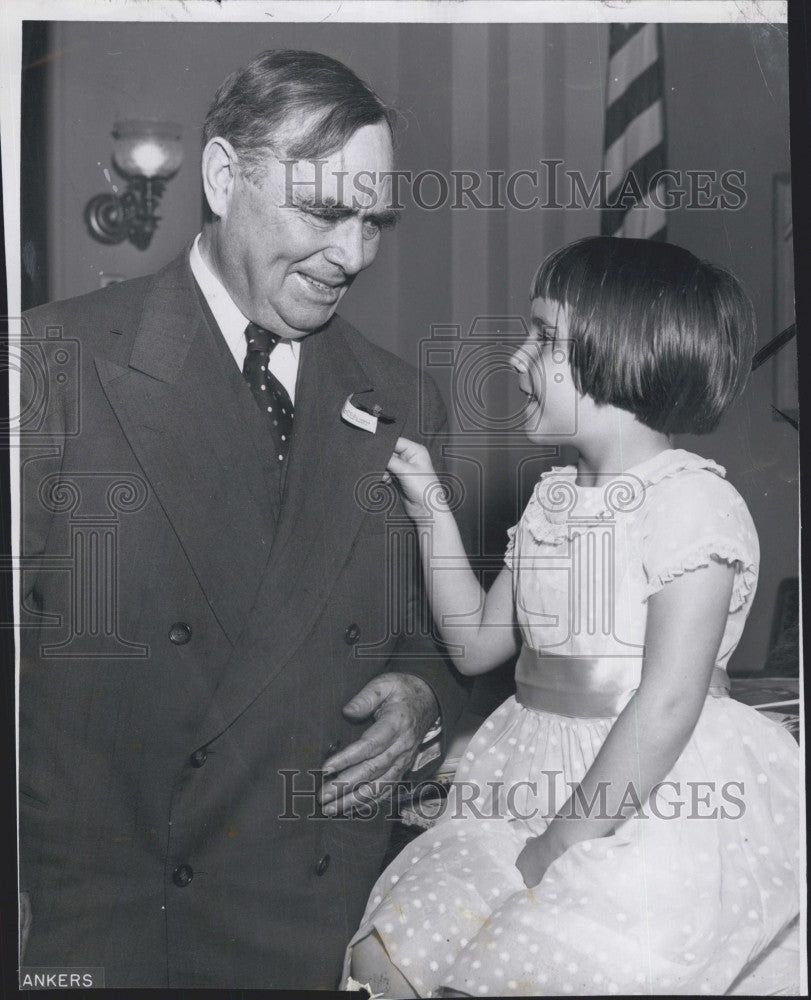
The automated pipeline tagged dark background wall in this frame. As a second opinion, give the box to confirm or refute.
[22,19,797,674]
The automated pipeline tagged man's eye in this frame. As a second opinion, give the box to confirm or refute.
[303,207,343,222]
[362,218,383,239]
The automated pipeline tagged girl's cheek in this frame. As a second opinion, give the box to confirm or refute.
[530,367,545,402]
[527,349,547,396]
[513,340,538,372]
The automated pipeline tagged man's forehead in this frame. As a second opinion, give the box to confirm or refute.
[282,125,396,212]
[290,125,393,170]
[269,106,392,160]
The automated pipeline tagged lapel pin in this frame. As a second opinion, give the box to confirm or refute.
[356,396,395,423]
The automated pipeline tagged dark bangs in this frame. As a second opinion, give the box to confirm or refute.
[531,236,756,435]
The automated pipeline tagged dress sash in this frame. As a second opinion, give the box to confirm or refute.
[515,646,730,718]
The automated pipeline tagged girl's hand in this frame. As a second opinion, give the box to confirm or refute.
[516,830,569,888]
[386,437,443,518]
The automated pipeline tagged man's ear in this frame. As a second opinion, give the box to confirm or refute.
[202,137,239,218]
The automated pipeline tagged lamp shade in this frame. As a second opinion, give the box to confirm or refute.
[112,120,183,179]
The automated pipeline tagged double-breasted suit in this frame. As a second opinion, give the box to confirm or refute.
[19,249,467,988]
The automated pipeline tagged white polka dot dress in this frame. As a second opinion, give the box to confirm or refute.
[342,451,800,995]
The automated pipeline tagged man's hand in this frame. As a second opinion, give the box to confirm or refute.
[318,672,439,816]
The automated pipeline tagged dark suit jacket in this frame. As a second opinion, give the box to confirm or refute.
[18,250,467,988]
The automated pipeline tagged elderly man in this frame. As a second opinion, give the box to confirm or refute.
[19,49,466,988]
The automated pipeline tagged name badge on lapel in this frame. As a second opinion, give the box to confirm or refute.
[342,395,379,434]
[342,394,395,434]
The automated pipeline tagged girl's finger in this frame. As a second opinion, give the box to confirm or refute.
[386,453,412,475]
[392,436,413,456]
[393,437,425,461]
[388,446,427,471]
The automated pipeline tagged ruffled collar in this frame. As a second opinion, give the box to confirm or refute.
[521,449,726,545]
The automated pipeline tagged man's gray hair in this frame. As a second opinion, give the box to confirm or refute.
[203,49,397,180]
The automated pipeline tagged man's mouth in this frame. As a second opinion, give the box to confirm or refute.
[296,272,344,299]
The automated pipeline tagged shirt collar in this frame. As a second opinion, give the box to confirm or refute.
[189,233,300,364]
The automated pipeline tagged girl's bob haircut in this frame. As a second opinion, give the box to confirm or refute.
[531,236,757,435]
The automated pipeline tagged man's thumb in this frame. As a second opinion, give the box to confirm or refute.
[342,682,384,718]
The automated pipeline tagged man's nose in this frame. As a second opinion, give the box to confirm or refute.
[324,218,368,275]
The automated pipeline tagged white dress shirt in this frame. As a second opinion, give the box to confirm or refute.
[189,233,300,403]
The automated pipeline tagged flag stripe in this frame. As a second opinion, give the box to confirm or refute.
[615,185,668,239]
[607,24,658,103]
[601,146,668,235]
[608,22,646,58]
[602,23,667,240]
[604,61,663,151]
[604,103,663,196]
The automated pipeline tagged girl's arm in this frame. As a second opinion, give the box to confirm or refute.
[387,437,520,676]
[517,559,735,887]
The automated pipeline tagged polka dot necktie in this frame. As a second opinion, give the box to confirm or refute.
[242,322,294,464]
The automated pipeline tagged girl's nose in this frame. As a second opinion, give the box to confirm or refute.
[510,340,535,374]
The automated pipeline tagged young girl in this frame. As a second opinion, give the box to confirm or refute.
[343,237,800,997]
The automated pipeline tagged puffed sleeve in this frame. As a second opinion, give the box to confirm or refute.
[503,523,518,571]
[641,470,759,613]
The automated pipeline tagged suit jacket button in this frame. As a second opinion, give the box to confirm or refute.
[169,622,192,645]
[172,864,194,887]
[189,747,208,768]
[326,739,341,756]
[315,854,331,876]
[344,623,361,645]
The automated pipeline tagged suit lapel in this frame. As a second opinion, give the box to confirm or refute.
[197,319,407,744]
[94,253,279,645]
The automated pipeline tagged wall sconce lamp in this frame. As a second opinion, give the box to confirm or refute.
[85,120,183,250]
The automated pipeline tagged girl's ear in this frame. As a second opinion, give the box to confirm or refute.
[201,137,239,219]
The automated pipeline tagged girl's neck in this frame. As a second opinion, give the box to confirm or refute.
[574,412,671,487]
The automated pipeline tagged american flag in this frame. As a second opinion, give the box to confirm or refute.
[601,23,667,241]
